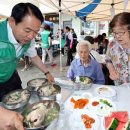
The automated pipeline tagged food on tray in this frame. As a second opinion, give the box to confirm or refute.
[23,102,59,128]
[75,76,92,84]
[97,99,114,116]
[70,97,89,109]
[98,87,108,93]
[26,103,47,127]
[116,121,130,130]
[5,90,30,105]
[105,117,118,130]
[38,84,60,96]
[95,86,116,98]
[27,78,47,91]
[111,111,128,123]
[100,99,112,107]
[68,109,100,130]
[81,114,95,129]
[98,87,112,95]
[89,98,116,116]
[45,107,59,124]
[104,111,130,130]
[38,85,55,96]
[29,79,45,87]
[92,101,99,106]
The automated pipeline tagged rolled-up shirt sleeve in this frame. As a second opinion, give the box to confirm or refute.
[24,39,37,57]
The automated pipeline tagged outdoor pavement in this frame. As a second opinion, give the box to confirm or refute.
[18,53,70,89]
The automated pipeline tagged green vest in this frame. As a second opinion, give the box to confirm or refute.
[41,30,50,49]
[61,38,65,48]
[0,20,30,83]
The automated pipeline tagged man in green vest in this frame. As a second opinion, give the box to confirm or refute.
[0,3,54,129]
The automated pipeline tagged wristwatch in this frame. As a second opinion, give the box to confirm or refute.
[44,71,50,76]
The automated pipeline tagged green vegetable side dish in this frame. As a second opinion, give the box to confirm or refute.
[44,108,59,124]
[80,77,85,82]
[79,77,92,84]
[8,92,21,100]
[99,99,112,107]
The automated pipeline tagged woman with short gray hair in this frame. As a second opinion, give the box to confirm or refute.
[76,40,92,52]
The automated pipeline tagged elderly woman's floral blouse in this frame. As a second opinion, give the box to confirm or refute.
[106,40,130,85]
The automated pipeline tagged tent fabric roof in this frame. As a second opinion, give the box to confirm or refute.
[76,0,101,21]
[0,0,92,17]
[39,0,92,15]
[44,20,54,27]
[0,0,130,21]
[84,0,130,21]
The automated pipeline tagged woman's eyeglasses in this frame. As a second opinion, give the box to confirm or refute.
[112,31,126,37]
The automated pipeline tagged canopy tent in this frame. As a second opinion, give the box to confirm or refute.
[76,0,101,21]
[80,0,130,21]
[38,0,93,16]
[0,0,130,21]
[0,0,94,17]
[44,20,54,27]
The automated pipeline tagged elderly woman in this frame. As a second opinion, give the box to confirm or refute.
[67,41,105,84]
[106,12,130,85]
[75,36,105,64]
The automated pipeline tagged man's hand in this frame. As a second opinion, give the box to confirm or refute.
[45,73,54,83]
[0,107,24,130]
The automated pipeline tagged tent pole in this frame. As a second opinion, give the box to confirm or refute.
[59,0,63,71]
[84,21,86,38]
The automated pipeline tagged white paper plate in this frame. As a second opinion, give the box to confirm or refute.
[81,92,93,99]
[88,97,116,117]
[64,96,90,111]
[95,86,116,98]
[68,110,100,130]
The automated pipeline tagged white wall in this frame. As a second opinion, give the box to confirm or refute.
[61,13,81,41]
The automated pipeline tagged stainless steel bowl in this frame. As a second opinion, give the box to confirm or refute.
[73,76,93,90]
[22,100,60,130]
[27,78,47,92]
[37,84,61,101]
[2,89,30,110]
